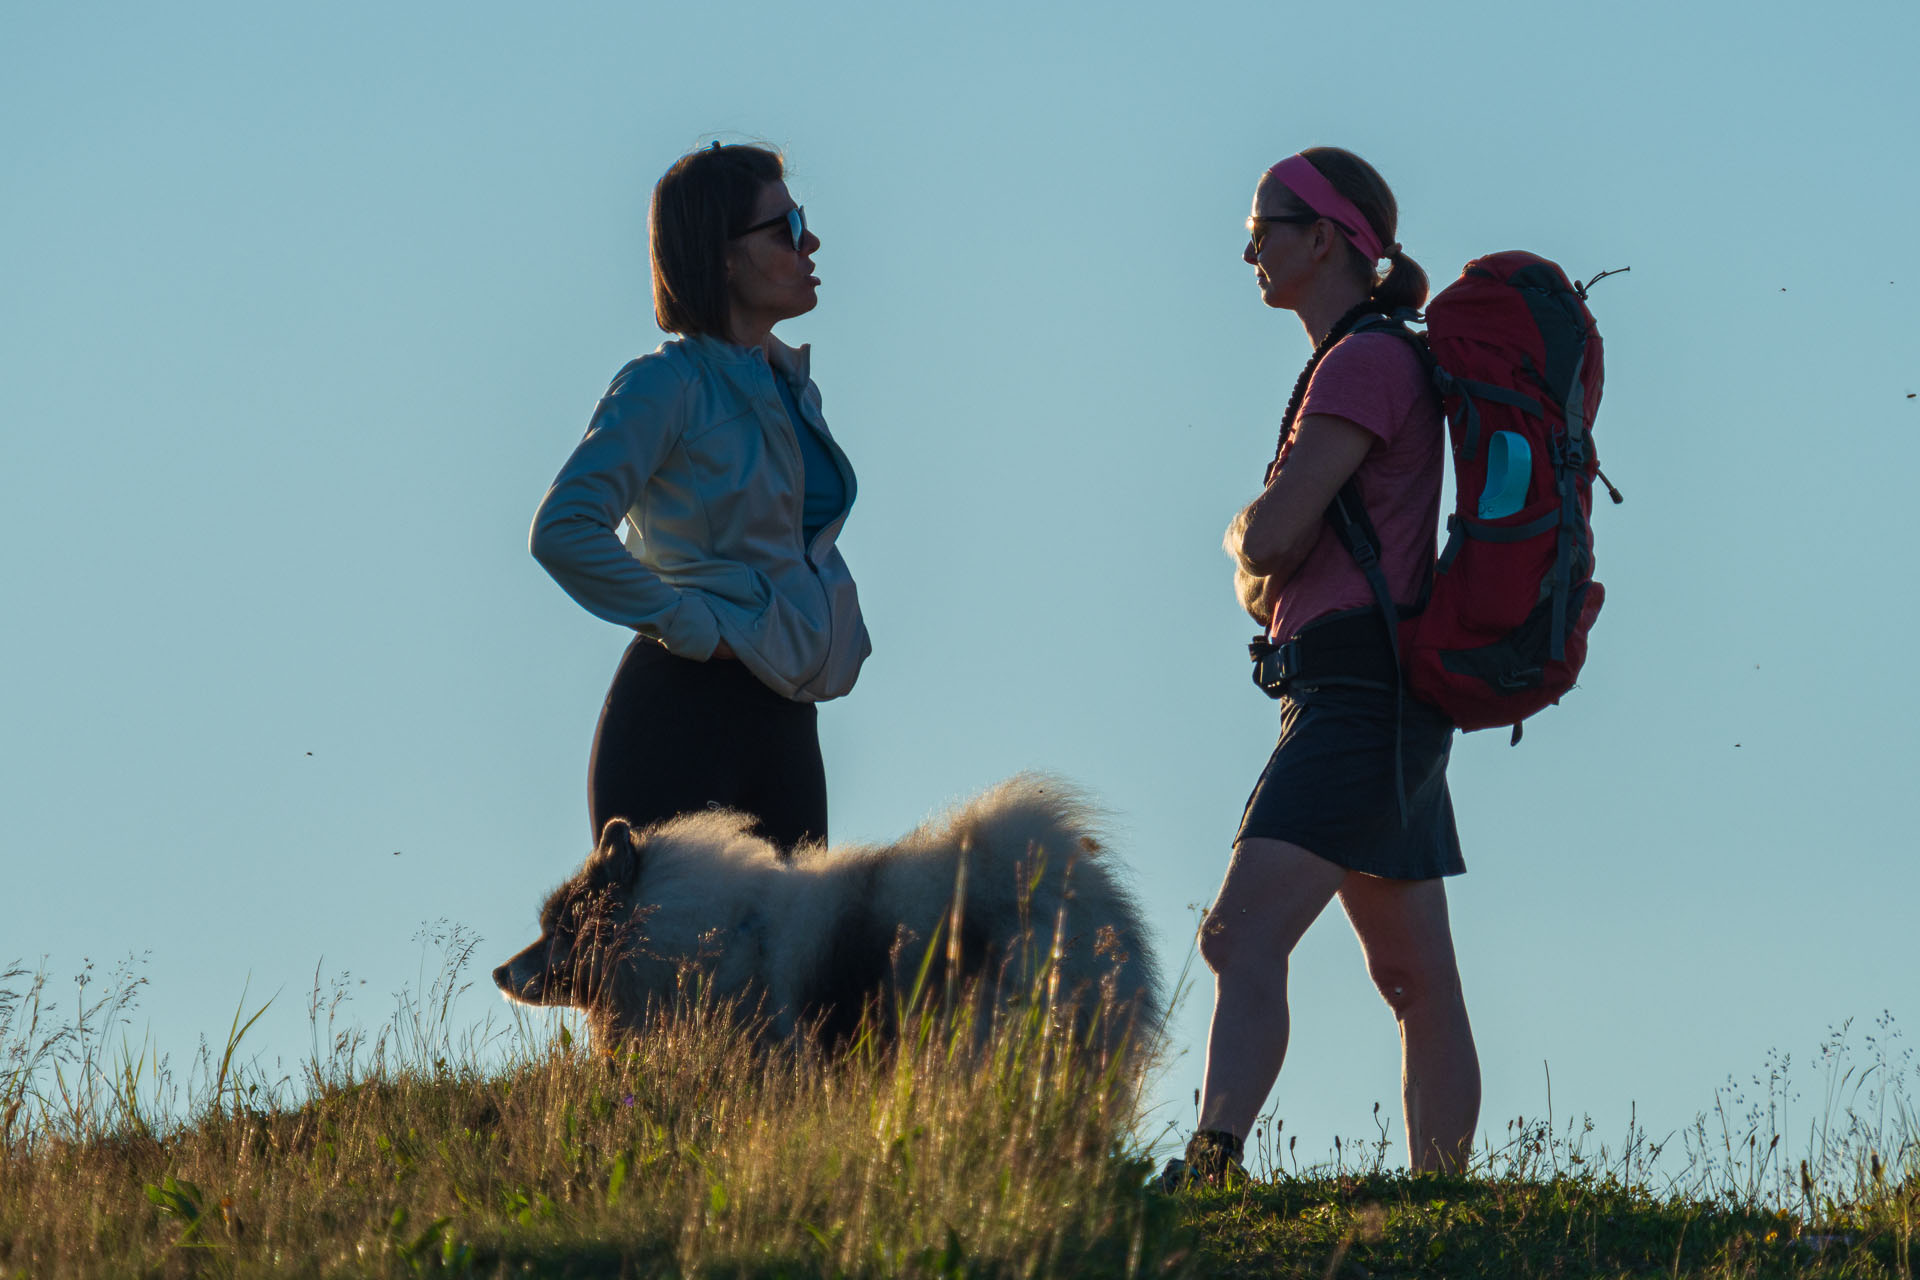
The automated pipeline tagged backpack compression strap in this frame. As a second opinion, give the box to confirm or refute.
[1436,373,1544,464]
[1545,337,1592,664]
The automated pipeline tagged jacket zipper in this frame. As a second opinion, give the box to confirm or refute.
[756,361,847,690]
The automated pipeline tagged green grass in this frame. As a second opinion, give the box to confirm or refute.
[1185,1171,1914,1279]
[3,940,1916,1278]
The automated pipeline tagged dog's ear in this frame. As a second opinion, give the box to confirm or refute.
[590,818,644,889]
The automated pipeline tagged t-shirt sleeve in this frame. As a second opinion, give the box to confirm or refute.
[1297,332,1424,445]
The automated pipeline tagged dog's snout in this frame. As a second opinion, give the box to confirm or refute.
[491,963,512,992]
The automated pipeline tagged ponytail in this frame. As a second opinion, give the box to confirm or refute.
[1373,245,1429,312]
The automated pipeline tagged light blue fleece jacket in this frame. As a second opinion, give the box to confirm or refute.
[529,334,871,703]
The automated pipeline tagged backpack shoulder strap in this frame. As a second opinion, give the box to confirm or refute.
[1317,309,1431,829]
[1323,480,1411,827]
[1348,310,1433,371]
[1320,311,1436,614]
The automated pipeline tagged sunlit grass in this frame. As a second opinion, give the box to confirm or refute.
[3,934,1917,1278]
[1,929,1176,1278]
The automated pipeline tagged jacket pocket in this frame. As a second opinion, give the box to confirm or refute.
[669,559,774,614]
[794,553,871,702]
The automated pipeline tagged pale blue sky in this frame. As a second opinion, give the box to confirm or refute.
[4,0,1917,1163]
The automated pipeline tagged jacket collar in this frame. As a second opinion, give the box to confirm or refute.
[682,332,812,385]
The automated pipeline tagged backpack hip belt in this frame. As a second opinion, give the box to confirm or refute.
[1249,610,1402,700]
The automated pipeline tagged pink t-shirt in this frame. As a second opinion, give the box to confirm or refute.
[1268,331,1444,642]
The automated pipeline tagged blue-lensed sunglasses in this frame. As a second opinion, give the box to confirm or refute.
[731,206,807,251]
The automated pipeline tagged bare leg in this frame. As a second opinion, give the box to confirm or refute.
[1338,873,1480,1172]
[1195,837,1348,1139]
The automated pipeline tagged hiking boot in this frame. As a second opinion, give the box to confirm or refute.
[1152,1129,1249,1190]
[1152,1156,1194,1192]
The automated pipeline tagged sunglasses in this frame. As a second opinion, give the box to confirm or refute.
[1245,212,1322,252]
[732,205,808,251]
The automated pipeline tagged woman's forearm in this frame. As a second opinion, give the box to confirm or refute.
[530,368,719,658]
[1226,502,1307,592]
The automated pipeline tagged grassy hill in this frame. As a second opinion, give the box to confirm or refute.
[4,951,1915,1278]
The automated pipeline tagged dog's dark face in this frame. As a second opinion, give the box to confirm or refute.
[493,819,645,1009]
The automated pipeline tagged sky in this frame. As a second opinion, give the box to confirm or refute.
[4,0,1918,1170]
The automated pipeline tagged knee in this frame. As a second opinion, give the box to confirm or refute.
[1367,960,1461,1019]
[1196,908,1235,975]
[1197,904,1285,979]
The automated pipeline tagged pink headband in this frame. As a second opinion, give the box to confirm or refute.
[1266,154,1385,261]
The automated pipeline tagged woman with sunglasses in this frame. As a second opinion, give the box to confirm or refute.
[530,141,868,852]
[1165,149,1477,1186]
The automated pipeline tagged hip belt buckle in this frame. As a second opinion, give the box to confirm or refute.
[1248,635,1299,700]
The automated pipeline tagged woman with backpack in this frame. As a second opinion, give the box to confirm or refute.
[530,141,870,853]
[1166,148,1478,1185]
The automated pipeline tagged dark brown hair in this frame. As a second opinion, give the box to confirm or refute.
[649,142,785,340]
[1273,146,1429,313]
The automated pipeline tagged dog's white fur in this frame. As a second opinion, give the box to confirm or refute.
[495,774,1162,1052]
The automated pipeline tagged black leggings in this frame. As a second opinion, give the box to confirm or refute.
[587,637,827,851]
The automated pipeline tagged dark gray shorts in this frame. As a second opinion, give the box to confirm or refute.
[1236,685,1465,880]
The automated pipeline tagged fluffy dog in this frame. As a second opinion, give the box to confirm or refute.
[492,775,1161,1053]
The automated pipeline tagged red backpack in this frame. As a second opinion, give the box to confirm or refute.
[1326,252,1623,740]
